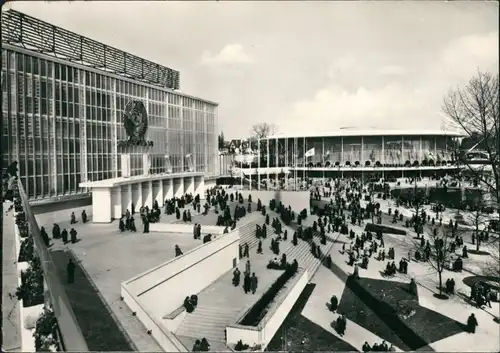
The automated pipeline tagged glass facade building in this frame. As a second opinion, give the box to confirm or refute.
[2,45,218,201]
[261,134,459,168]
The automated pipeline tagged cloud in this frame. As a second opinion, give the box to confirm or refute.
[378,65,407,76]
[279,31,499,135]
[201,44,254,66]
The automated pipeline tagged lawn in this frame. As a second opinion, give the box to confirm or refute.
[50,249,134,351]
[338,277,465,351]
[266,284,356,351]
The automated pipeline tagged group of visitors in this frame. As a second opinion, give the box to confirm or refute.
[470,280,494,309]
[362,340,395,351]
[232,260,259,294]
[49,224,78,245]
[307,176,488,344]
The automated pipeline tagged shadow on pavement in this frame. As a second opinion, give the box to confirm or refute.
[50,248,134,351]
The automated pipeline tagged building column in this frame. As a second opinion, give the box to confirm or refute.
[196,176,205,197]
[144,181,153,208]
[187,176,195,194]
[112,186,122,220]
[166,178,174,199]
[132,183,143,209]
[179,177,185,197]
[156,180,164,207]
[92,188,112,223]
[419,136,423,163]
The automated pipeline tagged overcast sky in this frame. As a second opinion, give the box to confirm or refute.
[8,1,498,139]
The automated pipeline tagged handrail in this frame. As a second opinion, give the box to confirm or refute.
[121,284,187,352]
[17,180,89,352]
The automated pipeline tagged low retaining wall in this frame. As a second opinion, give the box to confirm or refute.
[13,217,44,352]
[237,190,310,214]
[121,285,186,352]
[226,268,309,350]
[149,222,225,235]
[121,229,241,350]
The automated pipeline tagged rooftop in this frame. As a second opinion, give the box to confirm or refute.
[267,128,465,139]
[1,10,180,91]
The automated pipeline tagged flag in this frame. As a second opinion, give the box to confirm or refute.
[305,148,315,158]
[324,150,331,157]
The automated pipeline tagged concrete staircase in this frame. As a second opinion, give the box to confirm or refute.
[264,210,337,281]
[174,256,280,344]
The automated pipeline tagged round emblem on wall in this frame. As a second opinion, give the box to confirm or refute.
[122,100,148,142]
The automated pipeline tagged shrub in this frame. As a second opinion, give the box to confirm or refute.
[235,340,249,351]
[34,309,59,351]
[18,236,34,263]
[16,257,44,307]
[364,223,407,236]
[240,260,299,326]
[17,221,29,238]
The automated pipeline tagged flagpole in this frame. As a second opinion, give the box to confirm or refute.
[248,139,252,190]
[267,138,270,190]
[303,137,306,189]
[322,137,325,182]
[294,138,297,191]
[240,139,243,190]
[258,137,261,191]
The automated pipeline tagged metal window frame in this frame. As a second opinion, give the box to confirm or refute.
[2,10,180,90]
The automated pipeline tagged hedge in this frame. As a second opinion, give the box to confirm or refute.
[240,261,299,326]
[365,223,407,236]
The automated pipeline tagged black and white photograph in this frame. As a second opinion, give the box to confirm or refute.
[2,1,499,352]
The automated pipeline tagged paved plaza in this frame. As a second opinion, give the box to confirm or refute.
[268,185,499,352]
[33,201,203,351]
[7,185,499,352]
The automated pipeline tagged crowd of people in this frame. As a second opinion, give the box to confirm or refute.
[305,176,492,342]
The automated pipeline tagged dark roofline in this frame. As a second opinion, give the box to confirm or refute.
[1,9,180,90]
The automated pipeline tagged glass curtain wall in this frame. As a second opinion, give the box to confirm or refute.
[2,48,218,200]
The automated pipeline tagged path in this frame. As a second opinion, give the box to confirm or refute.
[2,203,22,352]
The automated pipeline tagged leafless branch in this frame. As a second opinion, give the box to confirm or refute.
[442,71,500,215]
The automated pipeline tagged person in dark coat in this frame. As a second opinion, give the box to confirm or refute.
[61,229,68,244]
[70,212,77,224]
[52,224,61,239]
[250,273,258,294]
[193,223,198,239]
[130,217,136,232]
[70,228,77,244]
[81,210,88,223]
[243,273,251,294]
[67,258,76,284]
[119,218,126,232]
[330,295,338,312]
[467,313,478,333]
[232,268,241,287]
[40,227,50,247]
[362,342,371,352]
[192,340,201,351]
[175,245,183,257]
[243,243,249,258]
[200,338,210,351]
[257,240,263,254]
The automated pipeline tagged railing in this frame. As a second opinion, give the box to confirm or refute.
[17,180,89,351]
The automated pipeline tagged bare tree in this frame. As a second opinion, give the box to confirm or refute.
[416,227,456,298]
[218,131,225,150]
[251,123,277,139]
[442,71,499,216]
